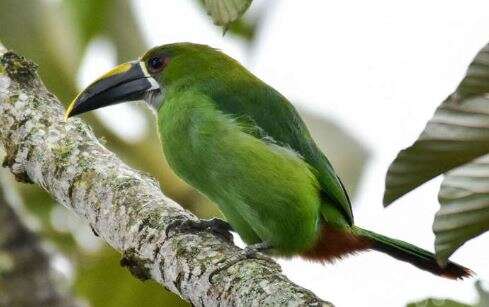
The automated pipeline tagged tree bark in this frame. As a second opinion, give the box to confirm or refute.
[0,44,331,306]
[0,170,81,307]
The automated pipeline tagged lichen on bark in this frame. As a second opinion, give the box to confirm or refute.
[0,45,332,306]
[0,170,81,307]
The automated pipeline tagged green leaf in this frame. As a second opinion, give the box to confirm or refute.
[406,281,489,307]
[203,0,253,27]
[406,298,470,307]
[435,155,489,263]
[384,43,489,205]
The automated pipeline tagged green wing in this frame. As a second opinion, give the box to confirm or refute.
[204,79,354,225]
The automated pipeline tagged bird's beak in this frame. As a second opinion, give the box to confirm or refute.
[64,61,160,120]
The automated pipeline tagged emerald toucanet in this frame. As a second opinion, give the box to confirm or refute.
[65,43,471,279]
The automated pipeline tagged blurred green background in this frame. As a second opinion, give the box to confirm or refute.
[0,0,368,305]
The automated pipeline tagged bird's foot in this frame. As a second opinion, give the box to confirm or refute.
[90,225,99,237]
[165,217,234,242]
[208,242,274,283]
[243,242,273,258]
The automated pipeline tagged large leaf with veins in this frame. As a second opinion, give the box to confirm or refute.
[384,43,489,206]
[384,42,489,263]
[435,155,489,264]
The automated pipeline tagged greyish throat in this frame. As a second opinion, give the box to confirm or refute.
[138,61,164,112]
[144,81,164,112]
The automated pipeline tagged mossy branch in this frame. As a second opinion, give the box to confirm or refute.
[0,45,331,306]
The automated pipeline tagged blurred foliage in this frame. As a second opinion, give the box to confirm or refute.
[64,0,146,62]
[200,0,252,30]
[301,109,369,197]
[226,18,257,41]
[0,0,78,103]
[197,0,265,42]
[407,298,470,307]
[0,0,202,212]
[407,281,489,307]
[76,248,188,307]
[384,42,489,265]
[0,0,368,306]
[0,0,195,305]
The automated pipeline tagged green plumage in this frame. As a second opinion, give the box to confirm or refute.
[67,42,471,279]
[148,43,350,254]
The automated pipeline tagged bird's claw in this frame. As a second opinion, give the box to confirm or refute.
[204,218,234,232]
[208,242,273,283]
[243,242,271,256]
[198,218,234,242]
[242,242,273,260]
[165,218,234,242]
[90,225,99,237]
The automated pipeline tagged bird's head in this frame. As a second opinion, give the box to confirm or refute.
[65,42,232,119]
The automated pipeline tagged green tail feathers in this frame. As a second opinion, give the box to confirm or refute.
[352,226,473,279]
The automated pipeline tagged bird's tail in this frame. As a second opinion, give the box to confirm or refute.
[353,226,472,279]
[301,225,473,280]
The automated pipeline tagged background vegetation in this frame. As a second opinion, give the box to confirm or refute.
[0,1,366,306]
[1,0,489,306]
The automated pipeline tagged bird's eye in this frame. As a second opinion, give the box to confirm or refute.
[148,56,164,72]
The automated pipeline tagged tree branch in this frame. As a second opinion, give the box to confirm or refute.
[0,45,331,306]
[0,170,81,307]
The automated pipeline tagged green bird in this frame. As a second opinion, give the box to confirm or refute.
[65,43,471,279]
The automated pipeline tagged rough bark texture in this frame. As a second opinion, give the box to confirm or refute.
[0,171,81,307]
[0,45,331,306]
